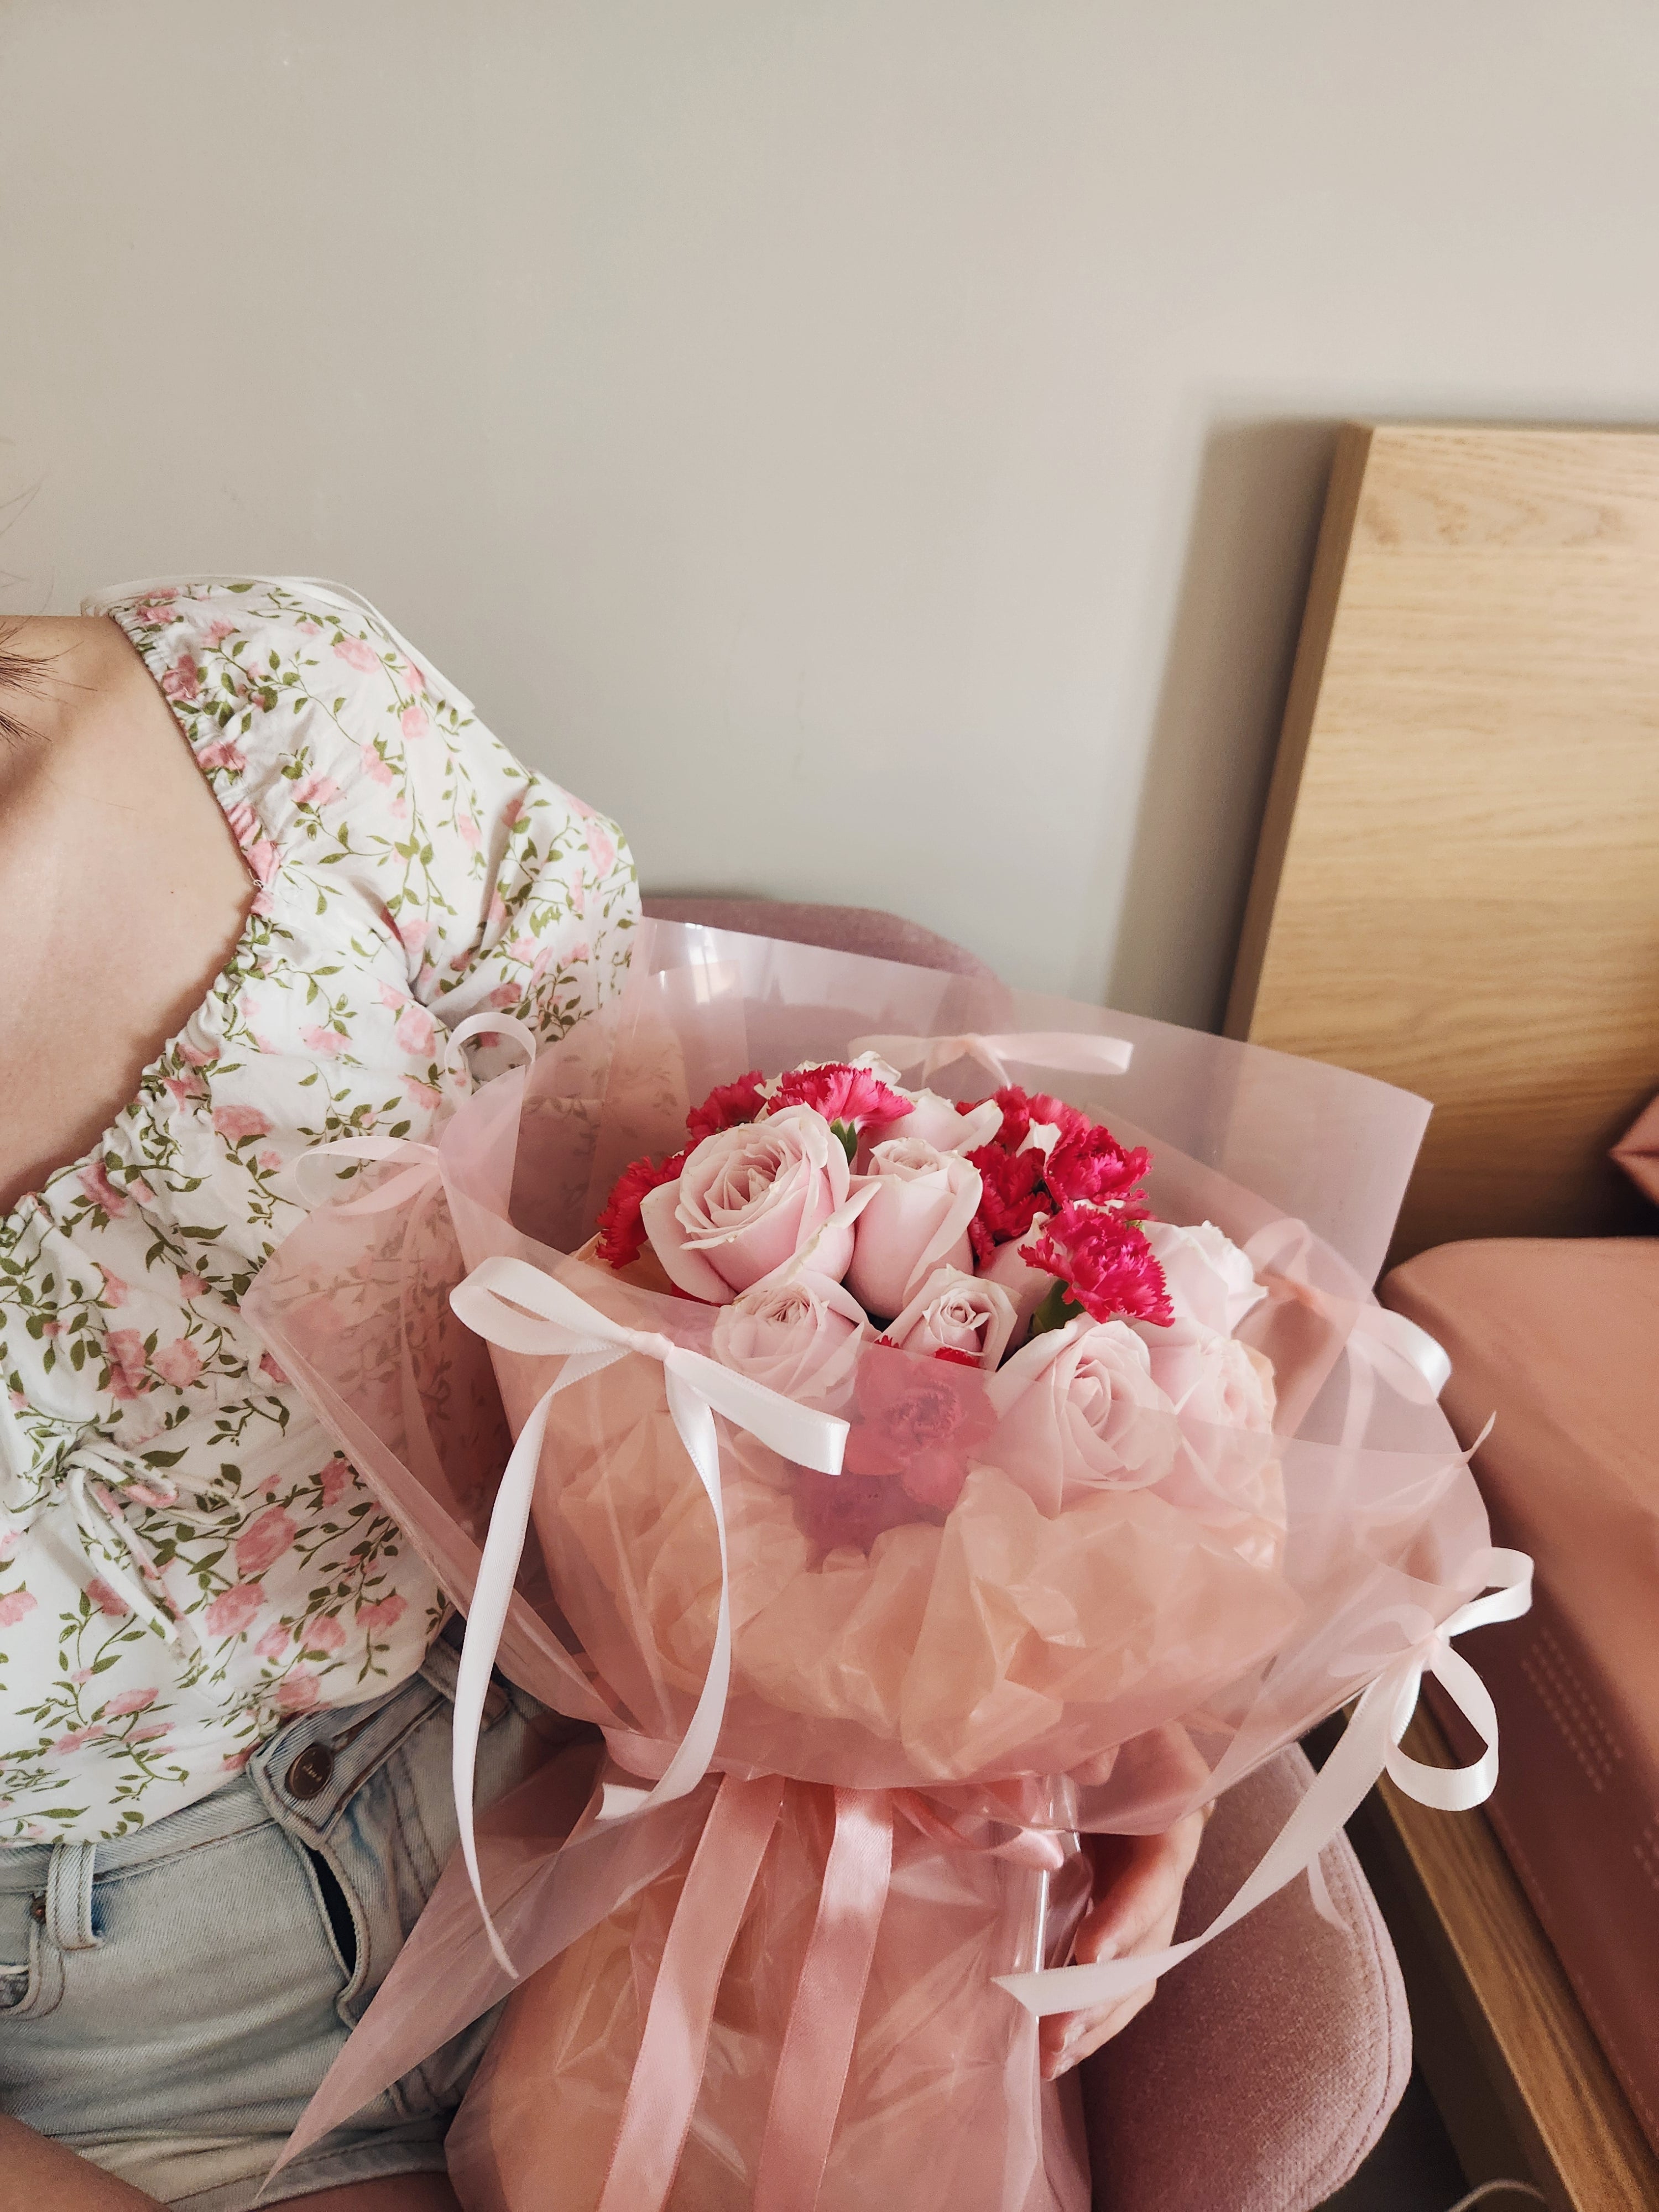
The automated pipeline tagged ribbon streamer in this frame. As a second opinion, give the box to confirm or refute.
[595,1775,787,2212]
[996,1546,1532,2018]
[851,1030,1135,1088]
[752,1788,895,2212]
[447,1254,849,1974]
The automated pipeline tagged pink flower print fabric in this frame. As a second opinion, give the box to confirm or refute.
[0,578,638,1844]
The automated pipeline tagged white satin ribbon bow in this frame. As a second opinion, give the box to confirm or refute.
[446,1254,849,1975]
[996,1545,1532,2018]
[850,1031,1134,1089]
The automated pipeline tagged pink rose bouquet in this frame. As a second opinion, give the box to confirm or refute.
[248,922,1529,2212]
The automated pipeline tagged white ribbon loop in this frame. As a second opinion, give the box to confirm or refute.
[446,1253,848,1974]
[851,1031,1134,1089]
[995,1546,1533,2019]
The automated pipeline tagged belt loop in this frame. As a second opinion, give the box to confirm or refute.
[45,1839,101,1952]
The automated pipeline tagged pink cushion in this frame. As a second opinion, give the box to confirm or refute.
[1612,1091,1659,1203]
[639,896,997,980]
[1080,1746,1410,2212]
[1383,1236,1659,2151]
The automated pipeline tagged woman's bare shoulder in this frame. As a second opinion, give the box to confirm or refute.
[0,614,254,1214]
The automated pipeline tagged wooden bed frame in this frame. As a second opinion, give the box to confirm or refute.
[1225,423,1659,2209]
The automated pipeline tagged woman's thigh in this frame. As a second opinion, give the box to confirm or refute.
[0,1651,576,2210]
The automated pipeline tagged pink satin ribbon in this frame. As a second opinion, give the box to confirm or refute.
[596,1773,786,2212]
[752,1788,894,2212]
[593,1776,899,2212]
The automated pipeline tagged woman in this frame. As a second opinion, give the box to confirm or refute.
[0,579,1201,2211]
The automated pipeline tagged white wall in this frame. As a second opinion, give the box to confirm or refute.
[4,2,1659,1027]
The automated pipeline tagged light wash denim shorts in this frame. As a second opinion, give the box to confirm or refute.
[0,1624,570,2210]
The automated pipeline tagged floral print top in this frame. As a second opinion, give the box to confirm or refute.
[0,578,637,1845]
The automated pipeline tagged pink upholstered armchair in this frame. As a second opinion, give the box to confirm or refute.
[641,898,1411,2212]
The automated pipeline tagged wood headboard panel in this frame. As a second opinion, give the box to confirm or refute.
[1225,423,1659,1262]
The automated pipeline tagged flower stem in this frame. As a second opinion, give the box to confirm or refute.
[1027,1280,1082,1338]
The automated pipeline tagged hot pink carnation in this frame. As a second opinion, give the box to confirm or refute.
[596,1145,691,1269]
[966,1142,1048,1262]
[685,1072,768,1142]
[1024,1203,1173,1327]
[771,1063,910,1134]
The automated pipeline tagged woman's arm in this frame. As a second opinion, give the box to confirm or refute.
[1038,1809,1208,2078]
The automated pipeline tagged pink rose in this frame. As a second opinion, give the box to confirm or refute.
[358,1593,408,1630]
[259,1148,281,1172]
[404,658,427,693]
[259,1351,290,1385]
[395,1001,436,1056]
[254,1623,290,1661]
[400,705,429,742]
[885,1087,1001,1155]
[0,1589,38,1627]
[86,1578,132,1617]
[0,1531,18,1562]
[178,1273,207,1300]
[197,739,246,773]
[1134,1221,1266,1344]
[712,1272,870,1405]
[640,1104,875,1305]
[160,653,200,701]
[1143,1331,1279,1550]
[584,819,617,876]
[845,1138,983,1322]
[457,813,481,850]
[293,774,341,807]
[105,1687,159,1716]
[97,1266,128,1307]
[164,1073,206,1107]
[883,1265,1016,1370]
[236,1506,298,1578]
[206,618,236,645]
[983,1318,1177,1516]
[361,743,394,787]
[105,1329,150,1397]
[275,1672,320,1713]
[129,1722,170,1743]
[306,1613,347,1652]
[213,1103,272,1145]
[488,983,520,1010]
[980,1218,1059,1340]
[152,1338,201,1389]
[334,635,381,672]
[79,1160,129,1219]
[395,912,429,959]
[300,1025,348,1058]
[206,1582,262,1636]
[488,891,509,933]
[223,1747,252,1772]
[319,1459,351,1508]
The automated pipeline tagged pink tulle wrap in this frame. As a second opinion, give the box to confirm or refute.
[245,924,1506,2212]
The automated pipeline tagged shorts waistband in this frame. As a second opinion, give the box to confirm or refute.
[0,1622,466,1888]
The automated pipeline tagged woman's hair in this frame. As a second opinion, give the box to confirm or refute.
[0,618,44,745]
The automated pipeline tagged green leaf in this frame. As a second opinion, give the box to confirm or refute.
[1027,1280,1082,1339]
